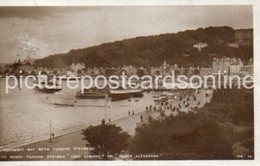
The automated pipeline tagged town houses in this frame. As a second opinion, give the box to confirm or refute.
[146,57,253,77]
[212,57,230,74]
[0,56,253,78]
[212,57,252,75]
[122,65,137,76]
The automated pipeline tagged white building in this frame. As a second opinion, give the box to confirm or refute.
[230,58,244,75]
[227,42,239,48]
[193,42,208,52]
[71,63,85,75]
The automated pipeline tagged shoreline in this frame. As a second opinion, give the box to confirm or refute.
[0,109,152,161]
[1,89,212,151]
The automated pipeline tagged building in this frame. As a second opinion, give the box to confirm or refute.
[169,64,179,71]
[199,67,213,76]
[240,58,253,76]
[10,59,35,75]
[212,57,231,75]
[193,42,208,52]
[248,58,254,75]
[212,57,246,75]
[122,65,137,76]
[93,67,100,76]
[162,60,169,69]
[230,58,243,75]
[160,60,170,76]
[150,67,160,76]
[71,63,85,73]
[19,64,34,75]
[187,66,195,76]
[227,42,239,48]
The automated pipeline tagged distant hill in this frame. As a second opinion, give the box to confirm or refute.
[33,26,253,68]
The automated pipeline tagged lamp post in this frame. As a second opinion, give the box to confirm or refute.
[49,120,52,142]
[104,94,111,124]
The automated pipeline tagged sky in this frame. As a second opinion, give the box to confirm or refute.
[0,6,253,63]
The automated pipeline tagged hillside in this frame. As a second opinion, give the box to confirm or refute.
[33,26,253,68]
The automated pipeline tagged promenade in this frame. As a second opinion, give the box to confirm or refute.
[0,110,152,161]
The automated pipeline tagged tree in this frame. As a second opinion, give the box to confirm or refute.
[83,123,131,159]
[53,70,58,75]
[137,69,144,77]
[194,69,200,75]
[77,70,82,76]
[91,70,95,77]
[174,70,180,76]
[146,67,151,75]
[183,68,189,76]
[18,69,28,76]
[3,69,9,75]
[33,26,252,68]
[105,68,115,76]
[129,88,253,159]
[30,71,36,76]
[129,113,232,159]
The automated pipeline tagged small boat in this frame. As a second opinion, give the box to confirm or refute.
[109,88,143,101]
[34,82,62,93]
[153,99,161,102]
[34,76,62,93]
[54,102,74,107]
[160,95,167,101]
[76,88,107,99]
[57,76,82,80]
[76,92,107,99]
[153,95,160,98]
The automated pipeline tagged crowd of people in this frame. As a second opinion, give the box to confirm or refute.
[139,89,212,121]
[114,89,213,125]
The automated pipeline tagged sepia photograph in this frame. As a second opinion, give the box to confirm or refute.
[0,4,255,162]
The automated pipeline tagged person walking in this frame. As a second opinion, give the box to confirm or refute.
[101,118,105,125]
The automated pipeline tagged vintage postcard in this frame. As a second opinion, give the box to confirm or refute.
[0,1,259,165]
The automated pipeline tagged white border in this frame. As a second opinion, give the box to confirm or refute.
[0,0,254,6]
[0,0,259,166]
